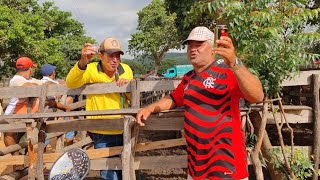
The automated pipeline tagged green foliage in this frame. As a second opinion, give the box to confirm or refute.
[131,52,188,75]
[269,148,315,180]
[165,0,197,39]
[122,60,145,75]
[122,58,179,76]
[163,52,188,64]
[159,59,178,74]
[246,132,257,148]
[184,0,320,95]
[0,0,95,79]
[129,0,180,74]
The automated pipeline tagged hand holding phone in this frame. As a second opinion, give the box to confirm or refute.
[214,25,228,48]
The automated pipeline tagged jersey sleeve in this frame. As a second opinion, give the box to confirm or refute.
[170,80,185,107]
[227,69,244,98]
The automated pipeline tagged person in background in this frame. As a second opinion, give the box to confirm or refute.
[135,26,264,180]
[66,37,133,180]
[4,57,46,153]
[40,63,75,146]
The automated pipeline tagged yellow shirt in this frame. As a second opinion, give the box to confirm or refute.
[66,61,133,134]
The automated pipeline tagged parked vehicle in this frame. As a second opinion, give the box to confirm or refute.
[162,65,193,78]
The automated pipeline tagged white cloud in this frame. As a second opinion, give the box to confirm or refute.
[39,0,152,59]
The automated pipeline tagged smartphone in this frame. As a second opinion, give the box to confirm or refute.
[214,25,228,47]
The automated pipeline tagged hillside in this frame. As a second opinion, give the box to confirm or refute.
[162,52,188,64]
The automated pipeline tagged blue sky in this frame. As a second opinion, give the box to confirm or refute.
[40,0,152,59]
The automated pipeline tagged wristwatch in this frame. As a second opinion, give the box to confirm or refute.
[231,58,243,72]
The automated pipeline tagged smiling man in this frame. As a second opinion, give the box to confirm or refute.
[66,37,133,180]
[136,26,264,180]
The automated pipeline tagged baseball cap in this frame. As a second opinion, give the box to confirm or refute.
[99,37,124,55]
[16,57,37,69]
[41,64,56,76]
[182,26,214,45]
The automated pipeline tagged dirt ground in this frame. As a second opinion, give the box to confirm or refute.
[137,130,188,180]
[0,130,271,180]
[0,130,188,180]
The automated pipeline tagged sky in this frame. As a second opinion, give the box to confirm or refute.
[40,0,153,59]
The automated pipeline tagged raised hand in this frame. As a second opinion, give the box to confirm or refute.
[78,43,98,70]
[214,36,237,67]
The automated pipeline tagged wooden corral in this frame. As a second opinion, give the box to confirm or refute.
[0,70,319,179]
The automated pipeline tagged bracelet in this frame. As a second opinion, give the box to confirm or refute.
[231,58,243,72]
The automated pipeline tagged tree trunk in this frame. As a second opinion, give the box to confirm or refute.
[312,74,320,180]
[250,111,284,180]
[153,58,162,76]
[250,98,268,180]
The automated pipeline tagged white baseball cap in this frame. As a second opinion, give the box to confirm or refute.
[182,26,214,45]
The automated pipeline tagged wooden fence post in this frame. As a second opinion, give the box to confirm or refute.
[26,120,36,179]
[130,79,140,178]
[35,84,48,180]
[312,74,319,180]
[122,116,136,180]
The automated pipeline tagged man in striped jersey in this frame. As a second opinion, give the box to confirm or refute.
[136,26,264,179]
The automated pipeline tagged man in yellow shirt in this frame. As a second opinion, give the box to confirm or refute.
[66,37,133,180]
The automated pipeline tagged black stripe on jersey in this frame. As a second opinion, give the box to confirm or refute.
[188,146,235,166]
[205,70,227,79]
[184,105,231,124]
[213,59,229,69]
[184,96,231,116]
[187,83,229,97]
[185,126,232,145]
[184,114,232,133]
[187,137,233,156]
[202,66,228,80]
[183,78,189,85]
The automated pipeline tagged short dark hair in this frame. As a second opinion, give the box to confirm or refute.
[16,67,31,73]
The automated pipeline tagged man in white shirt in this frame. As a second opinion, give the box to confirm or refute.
[4,57,46,153]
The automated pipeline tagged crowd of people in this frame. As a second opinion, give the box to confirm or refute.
[1,26,263,180]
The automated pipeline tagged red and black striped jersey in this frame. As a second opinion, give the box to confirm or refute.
[171,60,248,179]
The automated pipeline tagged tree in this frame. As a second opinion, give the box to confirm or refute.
[158,59,178,74]
[35,1,95,78]
[128,0,180,75]
[164,0,197,40]
[122,60,145,75]
[0,0,95,79]
[169,0,320,179]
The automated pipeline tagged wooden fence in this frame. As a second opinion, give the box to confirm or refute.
[0,70,319,179]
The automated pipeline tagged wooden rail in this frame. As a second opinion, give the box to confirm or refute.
[0,70,319,179]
